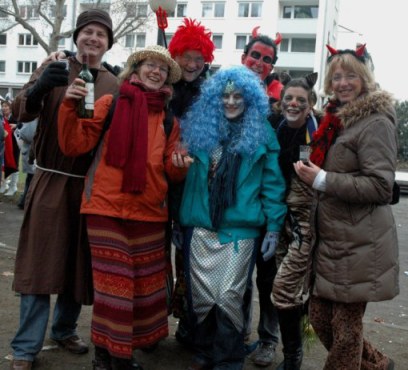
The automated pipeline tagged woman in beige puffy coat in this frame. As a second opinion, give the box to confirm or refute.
[295,44,398,370]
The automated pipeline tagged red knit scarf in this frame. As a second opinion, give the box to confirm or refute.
[105,79,170,193]
[309,100,343,167]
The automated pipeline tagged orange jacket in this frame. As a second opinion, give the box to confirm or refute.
[58,94,187,222]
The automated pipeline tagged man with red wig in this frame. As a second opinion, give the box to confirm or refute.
[167,17,215,348]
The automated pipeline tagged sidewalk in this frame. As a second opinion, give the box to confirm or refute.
[1,195,407,369]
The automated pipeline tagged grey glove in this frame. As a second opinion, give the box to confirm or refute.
[172,222,184,250]
[261,231,279,261]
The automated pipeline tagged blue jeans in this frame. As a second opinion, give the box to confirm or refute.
[11,294,82,361]
[243,246,280,346]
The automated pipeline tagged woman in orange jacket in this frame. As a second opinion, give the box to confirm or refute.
[58,45,190,370]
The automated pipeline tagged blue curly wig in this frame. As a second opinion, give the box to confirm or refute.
[181,65,271,156]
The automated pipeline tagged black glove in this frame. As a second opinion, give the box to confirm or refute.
[25,62,69,113]
[35,62,69,93]
[102,61,122,77]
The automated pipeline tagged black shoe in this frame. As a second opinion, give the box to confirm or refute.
[275,350,303,370]
[111,357,143,370]
[93,346,112,370]
[140,342,158,353]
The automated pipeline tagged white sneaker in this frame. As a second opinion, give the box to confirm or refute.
[0,181,9,193]
[4,184,17,196]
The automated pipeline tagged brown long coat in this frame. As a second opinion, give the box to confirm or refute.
[12,57,118,304]
[311,91,399,303]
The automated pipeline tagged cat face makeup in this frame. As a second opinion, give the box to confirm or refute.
[281,86,311,128]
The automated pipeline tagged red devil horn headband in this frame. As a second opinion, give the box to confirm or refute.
[274,33,282,45]
[326,44,338,55]
[252,26,260,38]
[251,27,282,46]
[326,43,367,63]
[355,43,366,57]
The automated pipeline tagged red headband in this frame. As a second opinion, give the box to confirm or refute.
[252,26,282,45]
[326,43,367,63]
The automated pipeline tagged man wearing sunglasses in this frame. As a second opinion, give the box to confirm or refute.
[241,28,282,368]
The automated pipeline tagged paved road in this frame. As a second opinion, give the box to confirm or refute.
[0,195,407,369]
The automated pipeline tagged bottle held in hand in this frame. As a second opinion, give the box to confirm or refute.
[77,54,94,118]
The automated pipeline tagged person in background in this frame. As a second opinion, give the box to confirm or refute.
[9,9,118,370]
[241,26,282,367]
[272,73,320,370]
[58,45,187,370]
[175,65,286,370]
[1,100,20,196]
[0,107,5,184]
[14,119,37,209]
[167,17,215,347]
[294,44,399,370]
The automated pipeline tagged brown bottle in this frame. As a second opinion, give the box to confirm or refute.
[77,54,94,118]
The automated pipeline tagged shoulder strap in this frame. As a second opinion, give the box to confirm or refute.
[163,108,174,139]
[90,94,117,156]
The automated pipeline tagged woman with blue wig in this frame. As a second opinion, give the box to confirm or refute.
[172,65,286,369]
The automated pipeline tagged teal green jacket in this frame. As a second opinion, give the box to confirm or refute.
[180,126,287,245]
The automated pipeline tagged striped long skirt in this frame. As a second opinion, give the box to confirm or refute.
[86,215,168,359]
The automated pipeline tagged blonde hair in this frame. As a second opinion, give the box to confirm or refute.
[324,53,377,96]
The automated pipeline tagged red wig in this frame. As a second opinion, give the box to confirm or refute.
[168,18,215,63]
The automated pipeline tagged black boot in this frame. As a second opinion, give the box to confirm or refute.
[111,356,144,370]
[276,307,303,370]
[93,346,112,370]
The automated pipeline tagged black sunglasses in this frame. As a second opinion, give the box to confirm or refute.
[249,51,273,65]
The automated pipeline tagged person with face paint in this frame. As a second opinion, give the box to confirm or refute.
[271,73,320,370]
[172,66,286,370]
[241,28,283,367]
[294,45,398,370]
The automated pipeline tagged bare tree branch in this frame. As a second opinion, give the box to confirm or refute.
[0,0,153,54]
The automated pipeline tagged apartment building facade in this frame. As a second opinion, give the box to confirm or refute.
[0,0,339,106]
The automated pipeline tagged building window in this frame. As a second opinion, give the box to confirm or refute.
[49,4,67,18]
[165,33,174,47]
[80,3,110,14]
[292,38,316,52]
[282,5,318,19]
[236,34,250,50]
[286,69,313,79]
[19,5,39,19]
[212,34,223,49]
[125,33,146,48]
[136,3,148,17]
[126,2,147,17]
[0,61,5,72]
[238,2,262,17]
[168,3,187,17]
[17,61,37,74]
[0,34,7,45]
[18,34,38,46]
[202,2,225,18]
[280,38,316,53]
